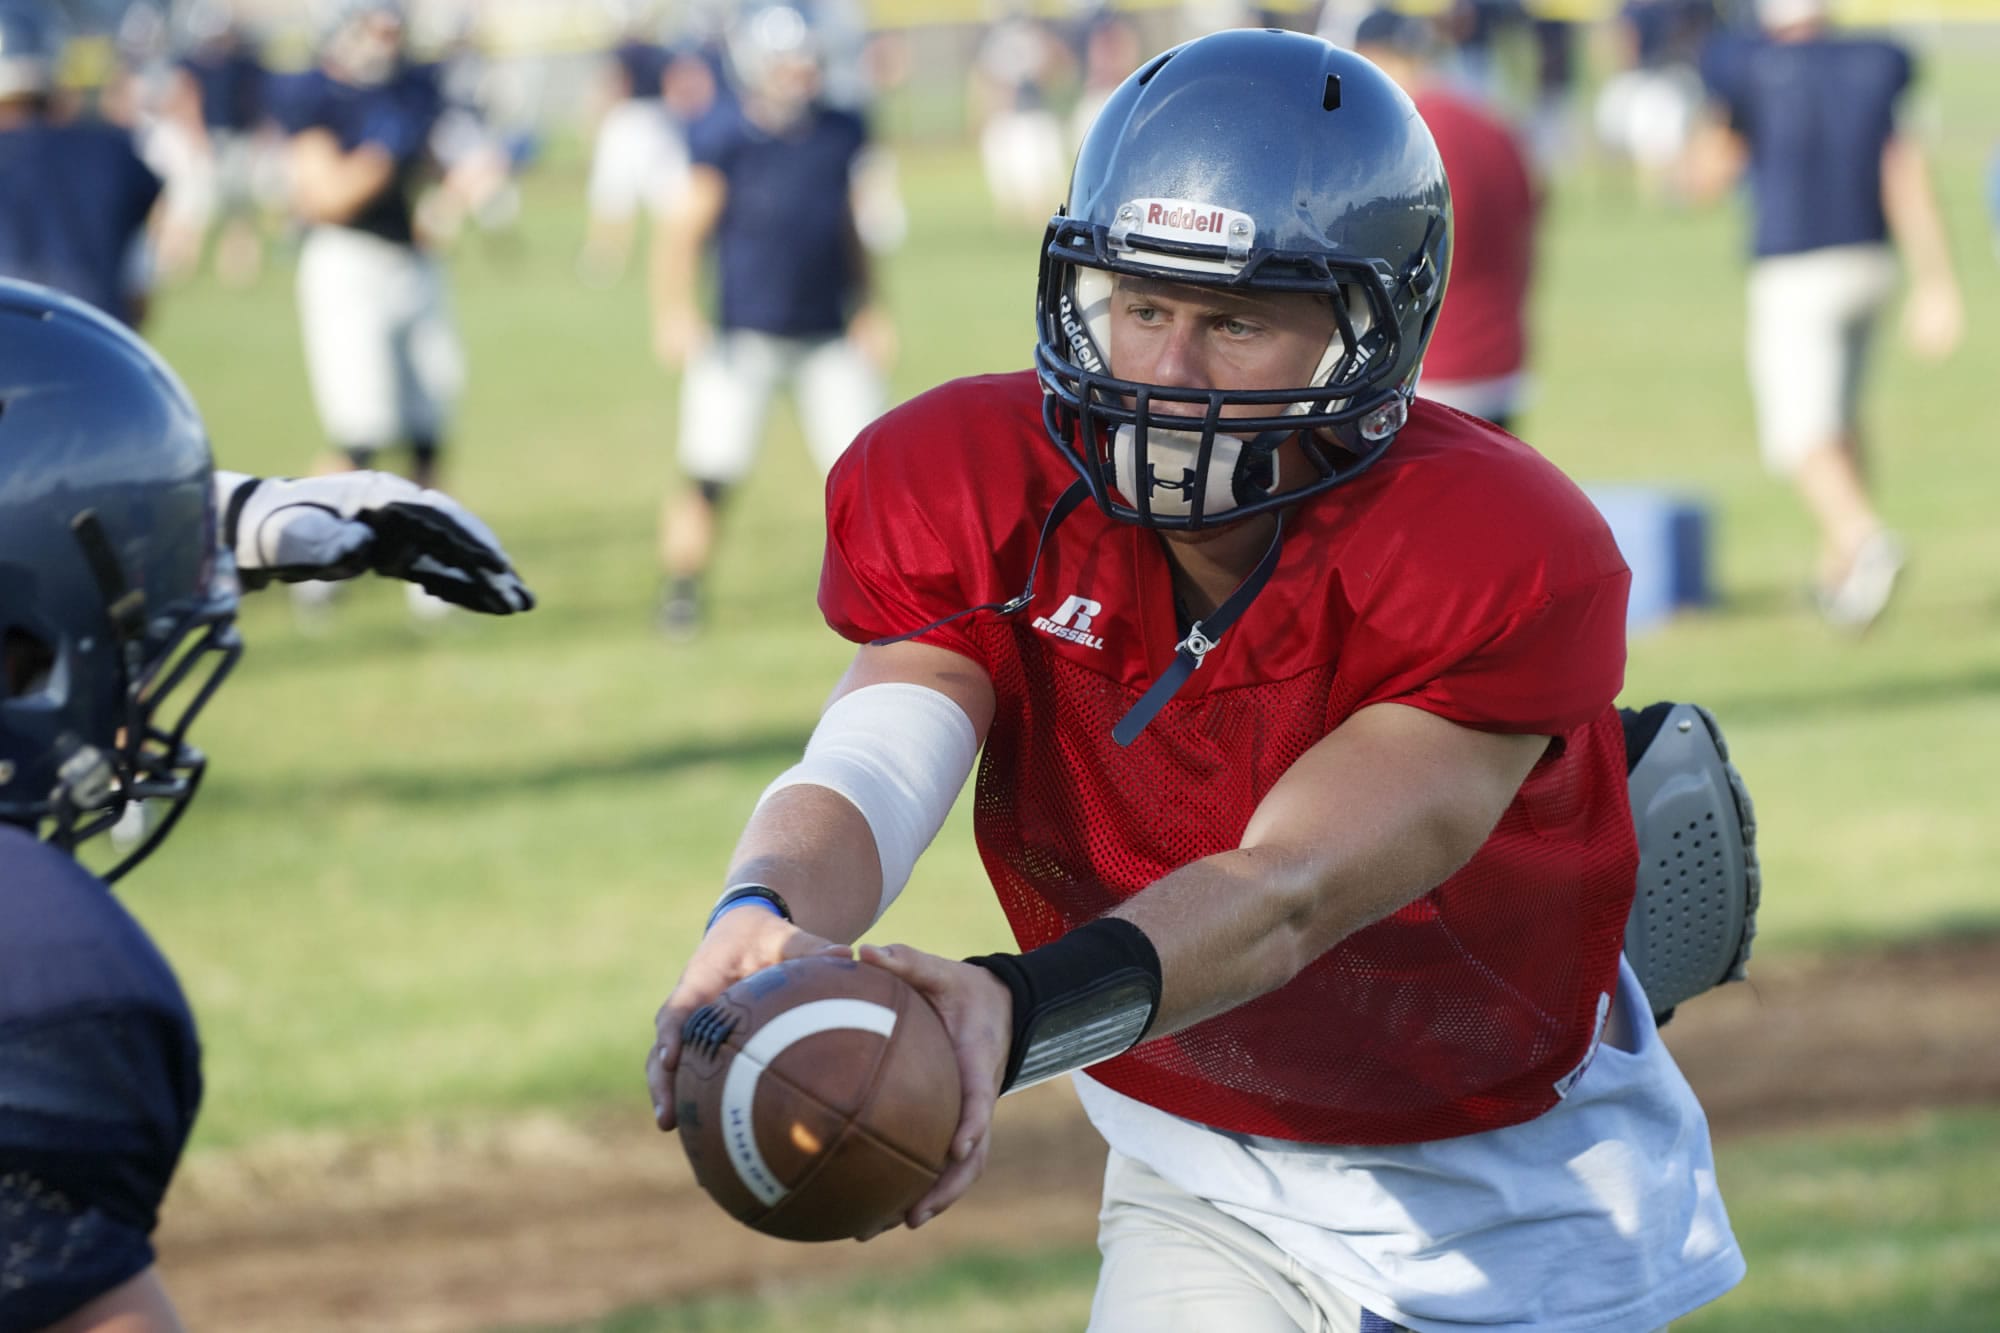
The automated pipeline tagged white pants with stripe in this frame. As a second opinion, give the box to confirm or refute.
[675,328,883,485]
[296,226,464,452]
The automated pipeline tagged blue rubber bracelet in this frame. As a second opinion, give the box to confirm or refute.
[704,885,792,934]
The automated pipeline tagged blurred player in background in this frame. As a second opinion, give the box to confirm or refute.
[808,0,910,258]
[650,0,892,640]
[969,1,1071,231]
[1438,0,1525,100]
[1524,2,1580,172]
[1594,0,1716,203]
[1067,3,1142,156]
[273,0,467,624]
[0,277,530,1333]
[420,9,537,257]
[1356,8,1540,433]
[150,1,276,287]
[650,29,1748,1331]
[0,0,162,329]
[1314,0,1371,48]
[1686,0,1963,631]
[98,1,175,130]
[577,0,696,285]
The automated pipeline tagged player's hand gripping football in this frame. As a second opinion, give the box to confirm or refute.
[647,908,849,1129]
[848,941,1014,1236]
[218,470,535,614]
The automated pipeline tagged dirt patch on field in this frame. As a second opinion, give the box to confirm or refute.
[155,933,2000,1333]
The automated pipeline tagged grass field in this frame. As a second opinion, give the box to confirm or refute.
[127,26,2000,1331]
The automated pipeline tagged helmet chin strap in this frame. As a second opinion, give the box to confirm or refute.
[1111,512,1284,746]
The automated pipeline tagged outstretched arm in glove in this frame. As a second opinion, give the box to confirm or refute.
[214,470,535,615]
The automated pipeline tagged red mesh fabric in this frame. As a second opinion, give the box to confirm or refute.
[972,628,1636,1145]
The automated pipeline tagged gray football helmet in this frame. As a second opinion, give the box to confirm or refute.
[1035,28,1452,530]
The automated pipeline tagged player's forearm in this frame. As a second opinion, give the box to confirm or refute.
[1678,118,1746,205]
[291,143,397,225]
[651,169,725,317]
[1111,810,1484,1036]
[722,784,887,946]
[1882,135,1958,289]
[647,220,700,316]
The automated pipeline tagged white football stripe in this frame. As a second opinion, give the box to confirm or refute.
[720,998,900,1207]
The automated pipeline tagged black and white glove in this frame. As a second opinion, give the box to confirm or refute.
[216,470,535,614]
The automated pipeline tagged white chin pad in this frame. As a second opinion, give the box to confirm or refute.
[1112,423,1258,519]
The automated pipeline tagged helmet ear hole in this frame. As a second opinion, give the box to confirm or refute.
[2,625,55,699]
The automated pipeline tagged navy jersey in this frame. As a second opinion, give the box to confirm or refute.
[180,43,267,132]
[0,825,202,1330]
[691,101,867,337]
[613,39,670,102]
[1702,33,1912,258]
[0,121,160,325]
[1622,0,1716,68]
[268,63,444,246]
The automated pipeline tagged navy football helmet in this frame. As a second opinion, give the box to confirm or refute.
[0,280,241,881]
[722,0,821,123]
[1034,28,1453,529]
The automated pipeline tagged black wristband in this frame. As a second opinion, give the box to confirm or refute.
[967,917,1163,1094]
[221,475,262,553]
[704,883,792,934]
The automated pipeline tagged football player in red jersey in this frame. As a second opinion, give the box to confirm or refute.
[650,29,1748,1331]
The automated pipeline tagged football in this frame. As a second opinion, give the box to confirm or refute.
[673,953,962,1242]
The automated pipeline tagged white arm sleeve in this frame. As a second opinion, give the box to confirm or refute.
[754,681,981,924]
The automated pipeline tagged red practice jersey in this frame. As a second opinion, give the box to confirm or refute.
[821,372,1635,1145]
[1417,88,1539,384]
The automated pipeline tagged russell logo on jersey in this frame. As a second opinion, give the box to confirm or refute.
[1032,594,1106,651]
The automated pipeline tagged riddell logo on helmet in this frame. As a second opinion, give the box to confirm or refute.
[1059,294,1103,373]
[1121,197,1256,251]
[1146,203,1224,233]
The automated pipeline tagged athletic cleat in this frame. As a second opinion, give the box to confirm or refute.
[656,577,702,642]
[1817,529,1906,634]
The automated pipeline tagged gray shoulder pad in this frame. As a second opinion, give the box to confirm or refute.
[1624,703,1761,1021]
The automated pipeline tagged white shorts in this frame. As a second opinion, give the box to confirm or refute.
[1090,1148,1674,1333]
[676,329,883,485]
[1746,243,1899,473]
[1593,67,1701,170]
[1091,1150,1403,1333]
[587,99,689,222]
[979,109,1066,216]
[296,226,465,451]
